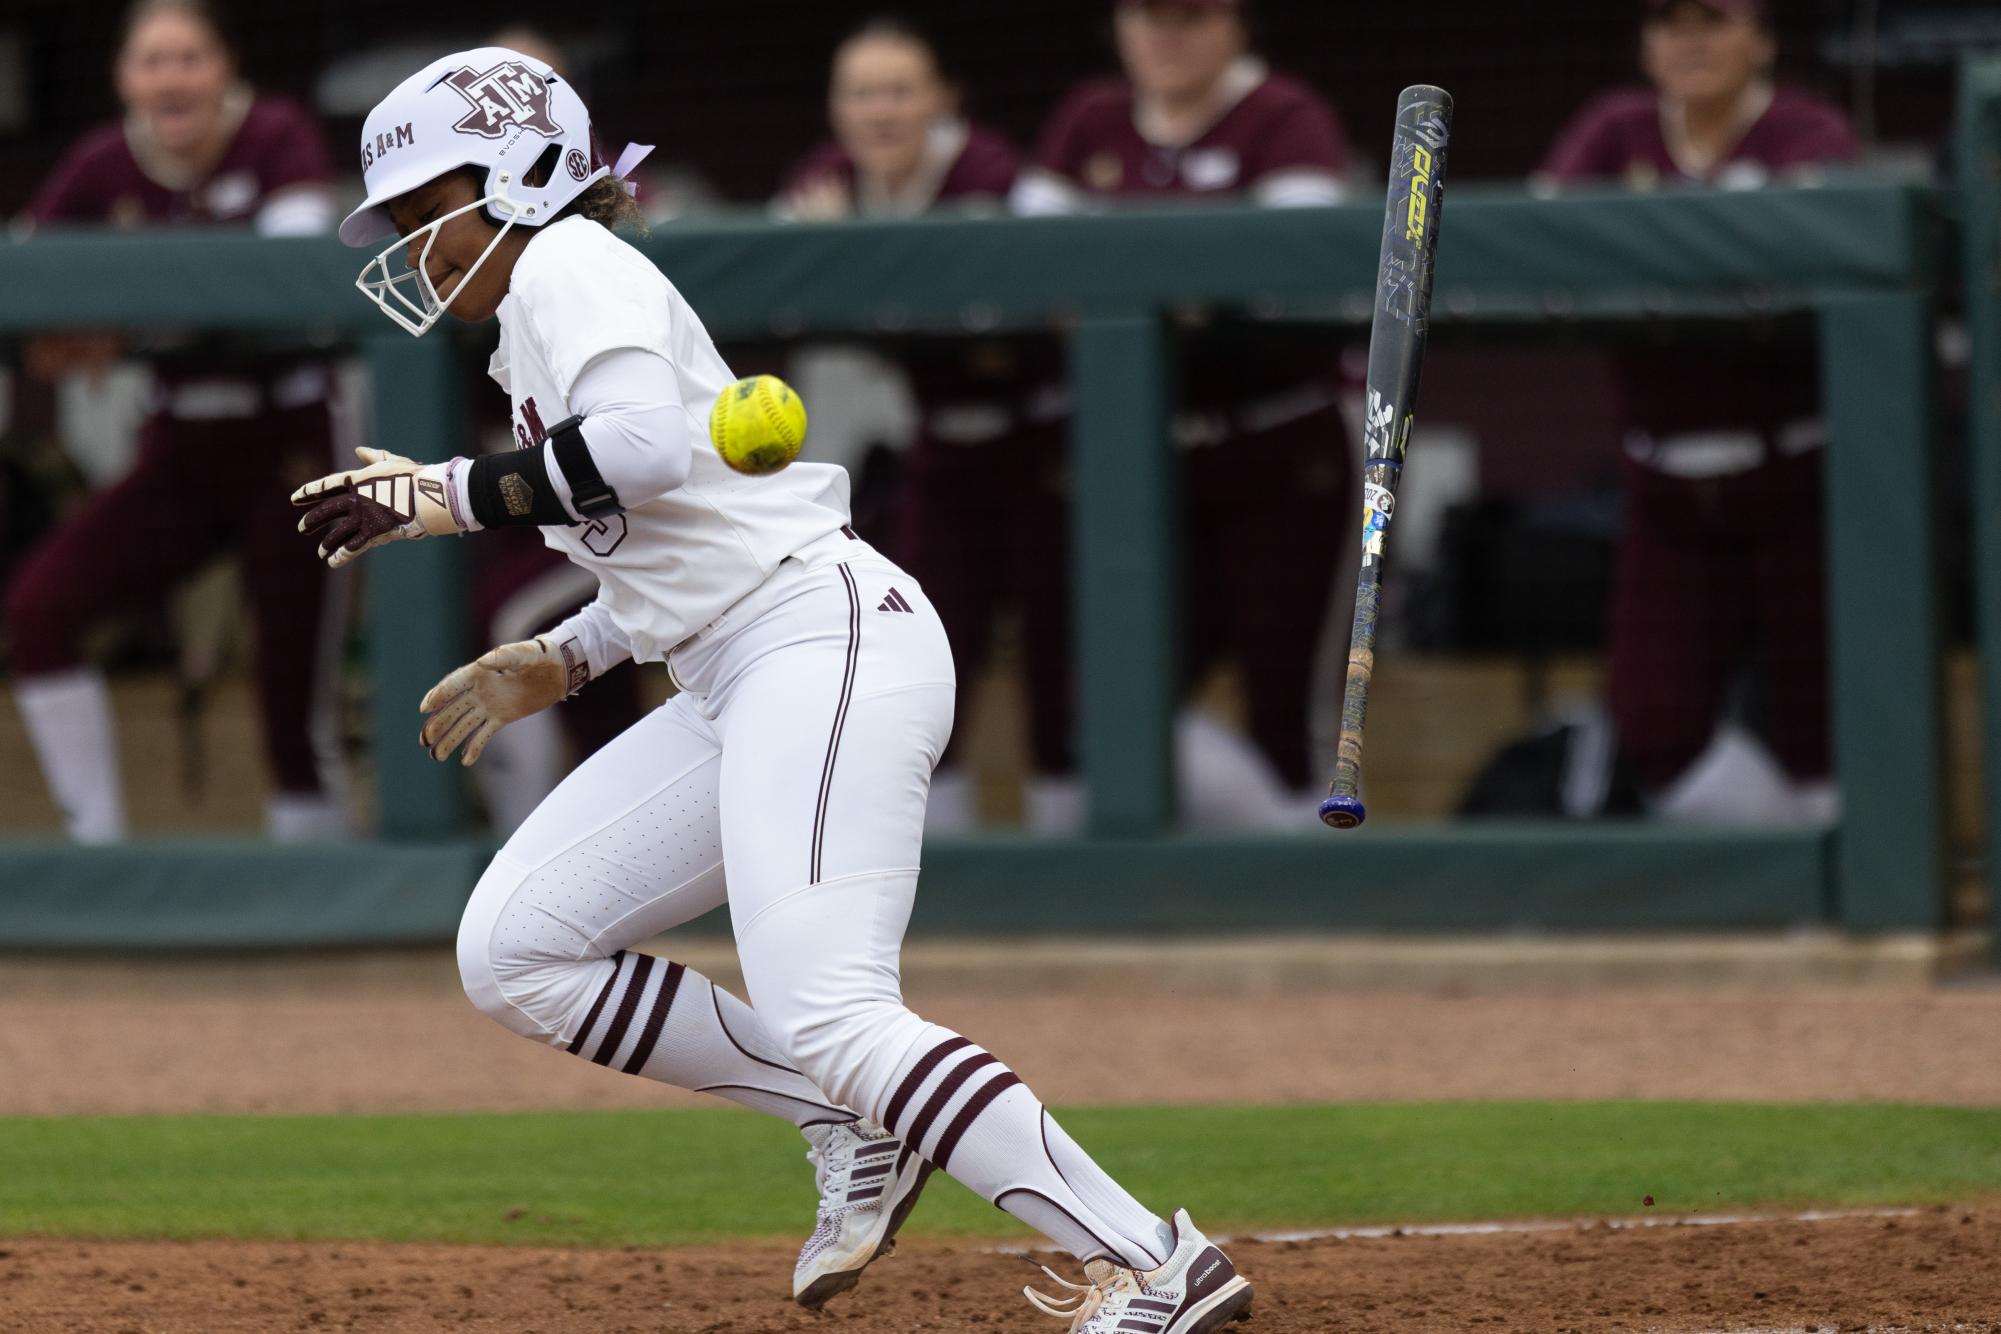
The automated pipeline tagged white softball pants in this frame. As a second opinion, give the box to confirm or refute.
[456,537,954,1113]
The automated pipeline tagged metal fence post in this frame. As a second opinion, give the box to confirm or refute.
[1069,317,1178,834]
[362,334,468,839]
[1818,292,1944,929]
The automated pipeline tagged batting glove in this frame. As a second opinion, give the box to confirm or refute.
[418,635,584,766]
[292,447,470,568]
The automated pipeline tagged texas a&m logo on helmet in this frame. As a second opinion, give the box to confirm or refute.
[442,60,564,140]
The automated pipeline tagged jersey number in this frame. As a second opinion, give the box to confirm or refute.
[581,515,627,557]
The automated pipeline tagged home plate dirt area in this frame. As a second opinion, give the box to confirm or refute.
[3,1209,2000,1333]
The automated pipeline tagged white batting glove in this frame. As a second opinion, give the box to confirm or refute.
[418,635,585,766]
[292,447,469,568]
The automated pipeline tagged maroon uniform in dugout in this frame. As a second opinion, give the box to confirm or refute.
[1016,39,1356,797]
[780,124,1085,781]
[8,89,342,832]
[783,122,1019,215]
[25,92,333,232]
[1539,44,1859,792]
[1019,64,1350,208]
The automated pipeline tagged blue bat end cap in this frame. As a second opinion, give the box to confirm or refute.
[1319,794,1366,829]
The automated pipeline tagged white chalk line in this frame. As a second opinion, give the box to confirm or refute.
[1233,1205,1923,1244]
[990,1205,1922,1255]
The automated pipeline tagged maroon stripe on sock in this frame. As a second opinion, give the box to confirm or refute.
[905,1051,1000,1153]
[883,1036,972,1136]
[590,953,654,1066]
[928,1071,1023,1171]
[619,960,685,1075]
[565,951,627,1055]
[894,1144,916,1178]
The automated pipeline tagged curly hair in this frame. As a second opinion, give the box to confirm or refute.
[556,175,648,235]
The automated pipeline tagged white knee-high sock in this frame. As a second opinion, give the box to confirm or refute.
[15,668,125,842]
[871,1028,1171,1269]
[563,951,854,1128]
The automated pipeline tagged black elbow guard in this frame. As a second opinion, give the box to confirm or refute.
[467,416,623,529]
[548,415,623,520]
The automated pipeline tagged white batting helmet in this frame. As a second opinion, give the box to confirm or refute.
[341,46,609,335]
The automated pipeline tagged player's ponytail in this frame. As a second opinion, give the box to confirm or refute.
[556,176,648,236]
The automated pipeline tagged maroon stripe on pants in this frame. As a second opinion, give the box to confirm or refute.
[811,564,862,883]
[883,1036,972,1135]
[565,950,628,1055]
[929,1071,1023,1171]
[905,1052,1000,1153]
[619,960,685,1075]
[591,953,655,1066]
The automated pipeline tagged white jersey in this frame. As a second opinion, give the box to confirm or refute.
[488,217,851,663]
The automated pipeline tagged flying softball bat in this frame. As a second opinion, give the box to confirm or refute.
[1320,84,1453,830]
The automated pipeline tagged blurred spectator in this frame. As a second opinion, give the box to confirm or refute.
[777,18,1062,830]
[1011,0,1357,829]
[6,0,346,841]
[1538,0,1856,823]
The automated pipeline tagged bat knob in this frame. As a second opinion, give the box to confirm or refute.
[1319,794,1366,830]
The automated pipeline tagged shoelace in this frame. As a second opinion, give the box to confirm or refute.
[1023,1264,1102,1322]
[805,1132,847,1215]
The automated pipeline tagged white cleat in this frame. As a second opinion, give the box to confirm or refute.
[792,1119,934,1308]
[1024,1209,1254,1333]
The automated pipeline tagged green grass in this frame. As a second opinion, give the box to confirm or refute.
[3,1103,1999,1248]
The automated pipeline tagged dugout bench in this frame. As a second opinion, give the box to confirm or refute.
[0,168,1971,947]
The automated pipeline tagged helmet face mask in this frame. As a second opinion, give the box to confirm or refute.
[355,170,529,337]
[341,47,608,336]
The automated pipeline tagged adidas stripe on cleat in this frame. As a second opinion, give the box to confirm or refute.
[1024,1209,1254,1333]
[793,1120,934,1308]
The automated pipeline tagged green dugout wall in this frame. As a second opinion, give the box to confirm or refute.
[0,169,1969,948]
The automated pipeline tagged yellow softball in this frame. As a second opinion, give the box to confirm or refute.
[709,375,807,476]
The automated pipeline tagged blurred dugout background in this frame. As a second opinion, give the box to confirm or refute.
[0,0,1996,869]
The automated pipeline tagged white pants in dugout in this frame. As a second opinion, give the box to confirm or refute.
[456,539,1174,1269]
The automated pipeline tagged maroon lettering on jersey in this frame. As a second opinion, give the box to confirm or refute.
[26,94,335,231]
[1033,69,1349,200]
[517,396,549,451]
[781,123,1021,213]
[1539,85,1859,187]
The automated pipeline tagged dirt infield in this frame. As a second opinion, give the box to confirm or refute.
[4,1209,1998,1333]
[11,950,2001,1331]
[7,947,2001,1113]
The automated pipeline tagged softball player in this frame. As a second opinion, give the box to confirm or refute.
[296,47,1253,1332]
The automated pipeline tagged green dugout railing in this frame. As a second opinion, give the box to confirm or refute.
[0,174,1963,944]
[1962,59,2001,957]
